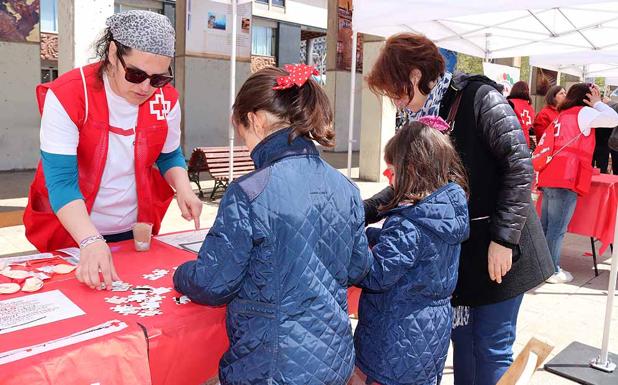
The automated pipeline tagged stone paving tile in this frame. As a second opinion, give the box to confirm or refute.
[0,169,615,385]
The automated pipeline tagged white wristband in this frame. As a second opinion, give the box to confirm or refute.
[79,234,106,249]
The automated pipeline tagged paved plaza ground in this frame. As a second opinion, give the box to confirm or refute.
[0,151,616,384]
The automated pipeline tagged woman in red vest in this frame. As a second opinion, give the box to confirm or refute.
[533,85,566,142]
[537,83,618,283]
[507,81,536,148]
[23,11,202,290]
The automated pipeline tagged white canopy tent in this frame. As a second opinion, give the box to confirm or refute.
[346,1,618,176]
[353,0,618,59]
[530,50,618,79]
[349,1,618,376]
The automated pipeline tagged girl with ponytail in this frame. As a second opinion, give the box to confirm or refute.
[174,64,373,385]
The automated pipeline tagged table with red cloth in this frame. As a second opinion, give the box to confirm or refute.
[536,173,618,273]
[0,234,362,385]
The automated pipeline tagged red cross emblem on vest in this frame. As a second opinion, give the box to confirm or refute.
[520,110,532,126]
[150,93,171,121]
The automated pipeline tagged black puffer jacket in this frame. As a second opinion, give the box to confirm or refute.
[365,73,554,307]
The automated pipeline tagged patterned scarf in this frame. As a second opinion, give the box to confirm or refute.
[396,72,453,128]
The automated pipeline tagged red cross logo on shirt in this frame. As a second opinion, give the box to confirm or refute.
[553,121,561,137]
[520,110,532,127]
[149,93,171,121]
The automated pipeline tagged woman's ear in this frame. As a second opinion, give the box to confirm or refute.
[247,112,258,133]
[108,41,118,70]
[409,68,422,86]
[252,110,272,139]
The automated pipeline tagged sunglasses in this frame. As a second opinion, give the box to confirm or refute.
[116,50,174,88]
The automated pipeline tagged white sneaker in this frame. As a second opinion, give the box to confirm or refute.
[546,269,574,284]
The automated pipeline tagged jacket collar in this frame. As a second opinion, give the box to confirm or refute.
[250,128,318,168]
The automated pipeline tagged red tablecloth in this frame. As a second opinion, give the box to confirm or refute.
[0,236,362,385]
[536,174,618,255]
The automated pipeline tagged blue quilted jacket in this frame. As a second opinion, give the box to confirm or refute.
[173,128,373,385]
[355,183,469,385]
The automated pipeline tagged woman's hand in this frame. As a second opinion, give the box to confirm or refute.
[488,241,513,284]
[76,240,120,290]
[176,187,203,229]
[585,84,602,106]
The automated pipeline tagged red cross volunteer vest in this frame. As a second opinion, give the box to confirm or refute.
[537,106,595,195]
[24,62,177,251]
[510,98,536,147]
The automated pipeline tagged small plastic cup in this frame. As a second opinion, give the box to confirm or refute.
[132,222,153,252]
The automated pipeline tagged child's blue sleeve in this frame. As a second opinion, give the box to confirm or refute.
[173,183,253,305]
[348,192,373,285]
[365,227,382,248]
[40,150,84,213]
[156,146,186,176]
[357,217,420,292]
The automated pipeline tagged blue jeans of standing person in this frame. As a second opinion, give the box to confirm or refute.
[451,294,524,385]
[540,187,578,272]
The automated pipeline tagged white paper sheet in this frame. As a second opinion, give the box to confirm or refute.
[57,247,80,265]
[0,320,127,364]
[0,290,85,335]
[155,229,208,251]
[179,241,203,254]
[0,252,53,265]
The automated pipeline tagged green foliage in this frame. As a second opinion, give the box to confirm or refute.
[520,57,530,83]
[456,53,483,74]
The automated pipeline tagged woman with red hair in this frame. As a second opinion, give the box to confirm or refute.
[362,33,554,385]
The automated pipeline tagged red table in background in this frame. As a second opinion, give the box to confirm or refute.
[0,235,362,385]
[536,173,618,275]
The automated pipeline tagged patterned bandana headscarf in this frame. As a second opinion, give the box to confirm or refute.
[106,10,175,58]
[397,72,453,128]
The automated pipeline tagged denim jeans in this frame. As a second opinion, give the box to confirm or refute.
[451,294,524,385]
[540,187,578,272]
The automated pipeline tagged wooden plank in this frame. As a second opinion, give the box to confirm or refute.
[206,161,254,168]
[203,153,252,159]
[497,338,553,385]
[195,146,249,152]
[0,209,24,228]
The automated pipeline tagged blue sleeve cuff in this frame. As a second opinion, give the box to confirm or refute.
[40,150,84,213]
[156,146,186,175]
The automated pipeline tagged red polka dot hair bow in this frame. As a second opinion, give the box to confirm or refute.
[273,64,319,90]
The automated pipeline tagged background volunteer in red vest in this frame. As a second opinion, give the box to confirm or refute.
[537,83,618,284]
[533,85,566,143]
[507,81,536,149]
[23,11,202,290]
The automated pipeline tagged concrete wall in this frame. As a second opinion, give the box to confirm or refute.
[324,71,362,152]
[253,0,327,30]
[181,57,251,153]
[359,41,396,182]
[0,42,41,170]
[58,0,113,74]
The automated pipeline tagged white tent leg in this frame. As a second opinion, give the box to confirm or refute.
[347,31,358,178]
[229,0,238,182]
[590,207,618,373]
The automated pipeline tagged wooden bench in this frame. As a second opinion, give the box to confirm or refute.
[0,206,24,228]
[188,146,255,199]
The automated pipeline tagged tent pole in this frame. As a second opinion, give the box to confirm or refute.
[347,30,358,178]
[590,206,618,373]
[228,0,238,182]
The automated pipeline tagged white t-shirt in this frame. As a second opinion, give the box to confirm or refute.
[40,74,181,235]
[577,101,618,136]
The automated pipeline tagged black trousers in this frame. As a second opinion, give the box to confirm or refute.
[593,128,618,174]
[103,230,133,243]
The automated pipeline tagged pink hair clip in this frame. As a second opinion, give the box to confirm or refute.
[273,64,319,90]
[418,116,451,133]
